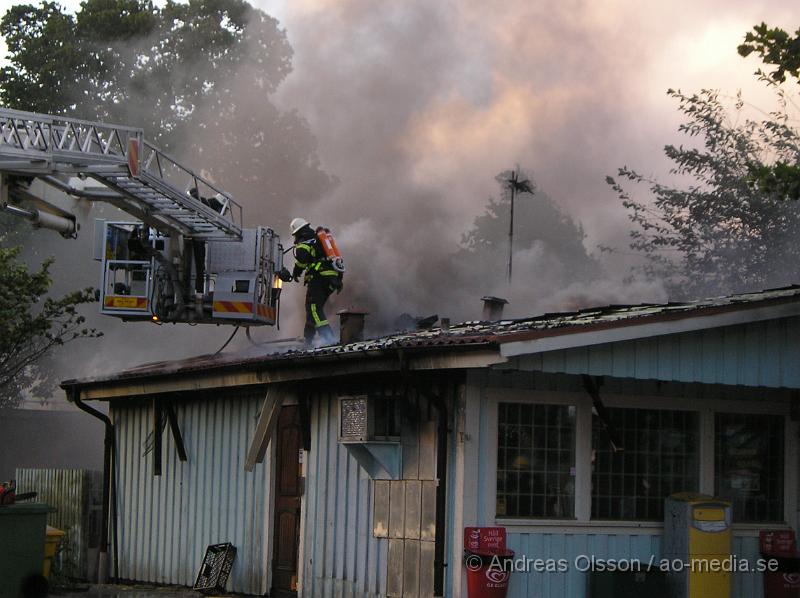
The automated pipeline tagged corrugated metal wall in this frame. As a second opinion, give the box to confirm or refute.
[112,391,272,594]
[515,316,800,388]
[302,392,389,597]
[16,468,102,579]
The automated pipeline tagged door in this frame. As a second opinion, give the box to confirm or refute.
[272,405,302,595]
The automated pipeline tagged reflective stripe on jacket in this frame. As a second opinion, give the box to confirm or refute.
[293,239,337,282]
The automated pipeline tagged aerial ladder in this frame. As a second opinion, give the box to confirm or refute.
[0,107,284,326]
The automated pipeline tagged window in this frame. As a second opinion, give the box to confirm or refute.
[592,408,699,520]
[715,413,784,523]
[496,403,575,518]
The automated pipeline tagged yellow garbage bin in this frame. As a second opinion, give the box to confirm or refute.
[664,493,732,598]
[43,526,66,579]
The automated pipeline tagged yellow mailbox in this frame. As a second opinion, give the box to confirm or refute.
[664,493,732,598]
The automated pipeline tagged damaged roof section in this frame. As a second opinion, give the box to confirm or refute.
[62,285,800,394]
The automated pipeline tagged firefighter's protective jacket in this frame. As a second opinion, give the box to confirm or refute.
[292,237,340,284]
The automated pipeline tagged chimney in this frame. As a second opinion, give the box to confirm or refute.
[481,296,508,321]
[338,308,369,344]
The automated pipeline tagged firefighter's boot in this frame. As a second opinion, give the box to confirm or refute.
[317,324,336,346]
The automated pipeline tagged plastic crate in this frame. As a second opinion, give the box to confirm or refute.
[193,543,237,594]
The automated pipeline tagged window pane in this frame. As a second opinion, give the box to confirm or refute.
[496,403,575,518]
[715,413,784,523]
[592,408,699,521]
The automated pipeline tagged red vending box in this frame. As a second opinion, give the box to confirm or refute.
[761,530,800,598]
[463,527,515,598]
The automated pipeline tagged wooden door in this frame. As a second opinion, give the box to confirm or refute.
[272,405,302,595]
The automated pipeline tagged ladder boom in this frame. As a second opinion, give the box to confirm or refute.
[0,107,242,240]
[0,106,283,329]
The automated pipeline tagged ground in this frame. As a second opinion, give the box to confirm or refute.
[56,583,248,598]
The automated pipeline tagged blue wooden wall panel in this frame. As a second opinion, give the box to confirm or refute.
[612,341,637,379]
[561,347,586,375]
[527,317,800,388]
[763,320,782,386]
[785,318,800,388]
[501,532,762,598]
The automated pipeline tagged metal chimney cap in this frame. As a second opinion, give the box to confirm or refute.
[337,308,370,315]
[338,308,369,345]
[481,296,508,322]
[481,296,508,305]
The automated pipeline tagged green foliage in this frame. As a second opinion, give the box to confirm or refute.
[747,161,800,201]
[0,246,101,406]
[0,2,83,114]
[608,89,800,298]
[738,23,800,84]
[0,0,292,149]
[737,23,800,201]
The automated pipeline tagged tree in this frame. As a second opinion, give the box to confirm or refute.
[1,0,289,143]
[737,23,800,201]
[608,88,800,299]
[0,246,100,407]
[0,1,85,115]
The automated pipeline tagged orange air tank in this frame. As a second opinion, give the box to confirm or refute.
[317,227,346,272]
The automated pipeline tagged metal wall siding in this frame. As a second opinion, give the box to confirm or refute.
[16,468,100,579]
[302,392,388,598]
[528,317,800,388]
[112,392,271,595]
[499,533,762,598]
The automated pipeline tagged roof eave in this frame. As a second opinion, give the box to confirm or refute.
[61,342,505,401]
[499,294,800,357]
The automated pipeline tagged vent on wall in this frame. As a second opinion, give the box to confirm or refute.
[339,395,402,443]
[338,395,402,479]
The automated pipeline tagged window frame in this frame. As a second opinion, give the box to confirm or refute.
[714,412,787,524]
[486,388,797,534]
[495,400,579,520]
[590,406,701,522]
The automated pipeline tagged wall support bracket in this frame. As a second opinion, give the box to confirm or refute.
[582,374,624,453]
[245,386,291,471]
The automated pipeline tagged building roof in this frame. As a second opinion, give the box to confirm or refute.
[61,285,800,394]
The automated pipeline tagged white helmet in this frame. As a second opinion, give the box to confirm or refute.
[290,217,309,235]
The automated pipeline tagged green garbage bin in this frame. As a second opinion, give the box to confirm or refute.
[0,503,56,598]
[588,568,670,598]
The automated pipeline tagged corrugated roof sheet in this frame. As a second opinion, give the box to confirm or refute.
[63,285,800,387]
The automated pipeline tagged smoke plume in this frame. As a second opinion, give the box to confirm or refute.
[10,0,799,390]
[252,0,795,333]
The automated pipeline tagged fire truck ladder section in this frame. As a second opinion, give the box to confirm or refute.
[0,107,283,328]
[0,107,243,241]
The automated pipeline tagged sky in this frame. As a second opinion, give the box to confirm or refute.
[0,0,798,384]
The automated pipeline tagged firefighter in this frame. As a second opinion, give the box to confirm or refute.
[189,186,225,213]
[285,217,343,345]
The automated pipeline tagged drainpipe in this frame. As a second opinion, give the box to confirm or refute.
[430,386,450,597]
[70,389,115,583]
